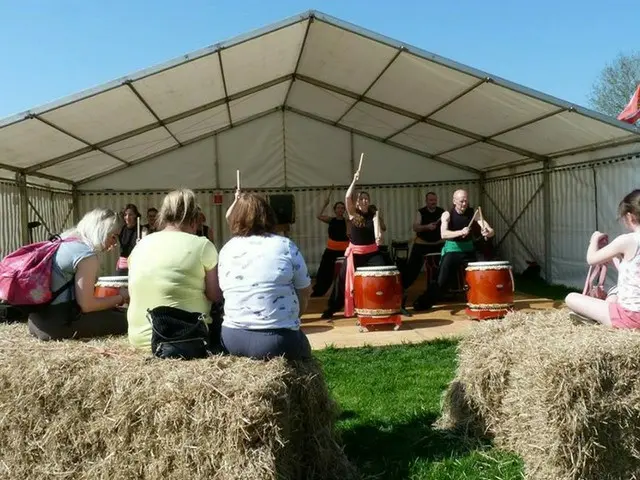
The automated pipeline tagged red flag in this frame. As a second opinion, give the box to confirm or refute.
[617,84,640,124]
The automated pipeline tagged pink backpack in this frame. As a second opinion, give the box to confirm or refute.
[0,236,75,307]
[582,264,608,300]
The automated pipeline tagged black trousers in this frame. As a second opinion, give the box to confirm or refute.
[311,248,345,297]
[413,251,477,310]
[401,243,441,290]
[325,250,389,313]
[28,302,128,341]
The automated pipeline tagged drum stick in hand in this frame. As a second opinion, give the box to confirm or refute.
[467,208,479,228]
[478,206,487,239]
[357,153,364,173]
[236,169,241,190]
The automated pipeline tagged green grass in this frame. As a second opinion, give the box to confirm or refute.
[315,340,524,479]
[312,275,575,478]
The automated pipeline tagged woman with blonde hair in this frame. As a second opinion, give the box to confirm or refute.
[219,190,312,360]
[27,208,129,341]
[126,189,221,350]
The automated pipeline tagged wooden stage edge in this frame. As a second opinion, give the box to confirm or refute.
[301,285,565,351]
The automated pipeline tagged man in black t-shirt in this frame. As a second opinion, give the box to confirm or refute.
[401,192,445,308]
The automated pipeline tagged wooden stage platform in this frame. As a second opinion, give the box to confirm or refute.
[301,284,564,350]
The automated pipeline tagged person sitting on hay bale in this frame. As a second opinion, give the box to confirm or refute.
[565,188,640,328]
[219,189,313,360]
[126,189,222,351]
[28,208,129,341]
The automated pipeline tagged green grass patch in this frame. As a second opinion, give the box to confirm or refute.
[315,340,524,479]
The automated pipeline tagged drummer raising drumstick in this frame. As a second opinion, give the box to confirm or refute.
[413,189,494,311]
[321,154,410,319]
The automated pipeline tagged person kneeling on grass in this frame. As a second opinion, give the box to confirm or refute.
[565,189,640,328]
[218,190,312,360]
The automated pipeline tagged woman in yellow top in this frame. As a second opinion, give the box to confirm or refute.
[126,189,222,350]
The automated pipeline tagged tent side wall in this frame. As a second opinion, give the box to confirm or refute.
[0,174,74,259]
[78,183,481,277]
[485,149,640,290]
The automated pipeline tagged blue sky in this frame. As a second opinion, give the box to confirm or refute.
[0,0,636,119]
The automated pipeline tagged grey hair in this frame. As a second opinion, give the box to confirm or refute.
[61,208,123,252]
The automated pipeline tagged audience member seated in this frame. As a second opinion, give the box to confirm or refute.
[27,208,129,341]
[565,189,640,327]
[126,189,222,351]
[218,191,312,360]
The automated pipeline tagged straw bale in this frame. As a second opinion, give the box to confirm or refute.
[0,324,357,480]
[438,309,640,480]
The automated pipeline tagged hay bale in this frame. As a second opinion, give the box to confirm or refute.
[500,321,640,480]
[438,309,640,480]
[438,310,575,437]
[0,324,357,480]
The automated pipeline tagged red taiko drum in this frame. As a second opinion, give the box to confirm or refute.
[353,266,403,331]
[94,276,128,298]
[464,261,515,320]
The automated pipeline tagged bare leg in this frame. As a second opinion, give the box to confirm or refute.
[565,292,612,327]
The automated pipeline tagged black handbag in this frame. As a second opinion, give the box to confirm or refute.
[146,306,211,360]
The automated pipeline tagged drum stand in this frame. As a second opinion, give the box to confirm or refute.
[355,313,402,332]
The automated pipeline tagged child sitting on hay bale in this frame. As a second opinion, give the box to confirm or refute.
[218,189,313,360]
[565,189,640,328]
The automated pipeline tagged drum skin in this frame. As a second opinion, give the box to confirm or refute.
[465,262,514,320]
[94,276,128,298]
[353,268,402,315]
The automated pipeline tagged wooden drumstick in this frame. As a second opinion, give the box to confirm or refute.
[467,208,479,228]
[236,169,241,190]
[136,217,141,240]
[357,153,364,173]
[477,206,487,239]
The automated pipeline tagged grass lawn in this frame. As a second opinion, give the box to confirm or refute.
[314,275,573,479]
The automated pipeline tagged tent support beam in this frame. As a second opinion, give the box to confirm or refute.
[24,74,294,174]
[76,107,281,186]
[16,173,29,245]
[31,115,129,166]
[213,133,224,248]
[350,132,356,174]
[496,182,543,248]
[281,109,288,188]
[483,186,541,266]
[72,186,80,224]
[383,77,487,141]
[286,106,481,175]
[217,51,233,128]
[334,47,404,125]
[125,82,183,147]
[296,74,548,162]
[543,160,552,283]
[434,108,565,156]
[0,161,73,186]
[283,17,313,105]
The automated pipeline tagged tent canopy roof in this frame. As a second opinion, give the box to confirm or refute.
[1,10,639,186]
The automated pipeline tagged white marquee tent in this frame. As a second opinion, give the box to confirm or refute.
[1,10,639,288]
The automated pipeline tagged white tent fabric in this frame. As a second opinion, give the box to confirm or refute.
[1,10,638,188]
